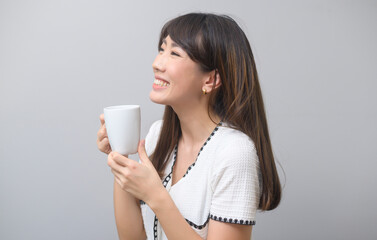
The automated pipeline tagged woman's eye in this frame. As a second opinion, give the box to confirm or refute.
[171,51,180,57]
[159,47,164,52]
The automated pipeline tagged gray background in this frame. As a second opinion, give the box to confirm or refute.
[1,0,376,239]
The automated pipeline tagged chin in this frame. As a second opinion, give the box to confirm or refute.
[149,91,168,105]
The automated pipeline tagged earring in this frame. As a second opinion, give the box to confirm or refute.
[202,88,207,95]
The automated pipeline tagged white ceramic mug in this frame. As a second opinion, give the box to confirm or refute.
[103,105,141,156]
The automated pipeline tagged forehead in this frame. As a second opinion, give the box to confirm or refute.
[161,36,180,48]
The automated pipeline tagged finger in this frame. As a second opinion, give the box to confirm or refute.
[100,114,105,126]
[114,175,122,187]
[98,137,111,152]
[112,169,124,187]
[138,139,147,159]
[111,151,134,167]
[108,152,126,171]
[111,163,131,185]
[138,140,150,164]
[111,168,123,180]
[97,126,108,141]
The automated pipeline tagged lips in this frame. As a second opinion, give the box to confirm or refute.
[154,79,170,87]
[153,75,170,90]
[154,76,170,84]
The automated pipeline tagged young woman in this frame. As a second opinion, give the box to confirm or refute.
[97,13,281,240]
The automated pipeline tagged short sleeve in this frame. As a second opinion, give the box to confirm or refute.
[210,136,261,225]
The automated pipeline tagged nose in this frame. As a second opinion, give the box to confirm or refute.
[152,53,166,72]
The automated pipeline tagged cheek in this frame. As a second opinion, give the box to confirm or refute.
[172,77,203,102]
[170,64,202,88]
[166,59,206,101]
[168,64,183,80]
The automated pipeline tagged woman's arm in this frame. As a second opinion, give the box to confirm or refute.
[207,220,252,240]
[149,190,202,240]
[113,178,146,240]
[150,190,252,240]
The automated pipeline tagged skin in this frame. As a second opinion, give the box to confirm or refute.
[97,35,252,239]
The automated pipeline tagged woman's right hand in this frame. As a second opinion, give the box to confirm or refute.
[97,113,112,154]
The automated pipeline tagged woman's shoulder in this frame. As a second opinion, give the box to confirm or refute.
[218,123,256,150]
[211,124,258,169]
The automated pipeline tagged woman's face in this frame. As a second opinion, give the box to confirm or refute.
[150,35,208,108]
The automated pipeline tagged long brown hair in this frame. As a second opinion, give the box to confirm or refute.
[150,13,281,211]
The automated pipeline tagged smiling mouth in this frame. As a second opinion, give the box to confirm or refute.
[154,79,170,87]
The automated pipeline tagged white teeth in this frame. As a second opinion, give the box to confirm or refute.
[154,79,170,87]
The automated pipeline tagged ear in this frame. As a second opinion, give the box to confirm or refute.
[202,69,221,94]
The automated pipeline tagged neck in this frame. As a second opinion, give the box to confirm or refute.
[172,104,221,149]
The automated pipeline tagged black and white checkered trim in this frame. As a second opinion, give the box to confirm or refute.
[180,122,222,178]
[210,214,256,225]
[185,217,210,230]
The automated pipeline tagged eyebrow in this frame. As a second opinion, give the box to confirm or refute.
[162,39,180,48]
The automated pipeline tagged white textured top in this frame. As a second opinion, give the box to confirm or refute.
[141,120,261,240]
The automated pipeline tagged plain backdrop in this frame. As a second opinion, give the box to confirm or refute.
[1,0,376,239]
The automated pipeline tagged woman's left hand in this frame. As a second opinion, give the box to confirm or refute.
[107,140,165,204]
